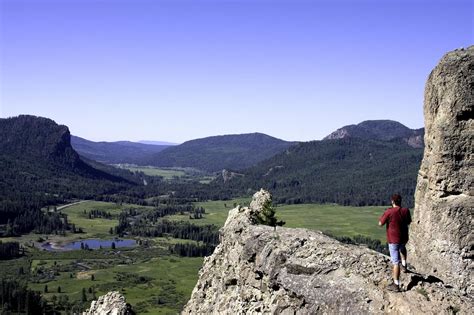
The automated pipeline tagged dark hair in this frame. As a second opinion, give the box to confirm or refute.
[391,194,402,206]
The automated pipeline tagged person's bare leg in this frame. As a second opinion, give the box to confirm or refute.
[392,264,400,282]
[399,246,407,270]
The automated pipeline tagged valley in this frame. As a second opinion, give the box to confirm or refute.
[0,116,422,313]
[1,3,470,313]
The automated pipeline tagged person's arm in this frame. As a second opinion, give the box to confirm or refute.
[379,209,389,226]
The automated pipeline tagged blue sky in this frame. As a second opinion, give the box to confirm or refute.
[0,0,472,143]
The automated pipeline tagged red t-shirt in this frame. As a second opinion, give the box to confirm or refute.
[379,207,411,244]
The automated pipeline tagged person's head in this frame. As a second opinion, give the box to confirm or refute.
[391,194,402,207]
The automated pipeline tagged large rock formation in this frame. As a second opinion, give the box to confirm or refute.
[83,291,134,315]
[409,46,473,295]
[183,190,472,314]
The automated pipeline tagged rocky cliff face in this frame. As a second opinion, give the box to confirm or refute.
[409,46,473,295]
[83,291,134,315]
[183,190,472,314]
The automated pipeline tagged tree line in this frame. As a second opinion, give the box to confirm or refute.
[131,220,219,244]
[168,243,215,257]
[0,279,46,314]
[0,242,21,260]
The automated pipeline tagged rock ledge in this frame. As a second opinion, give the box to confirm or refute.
[183,189,472,314]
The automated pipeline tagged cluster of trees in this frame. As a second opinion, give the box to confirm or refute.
[168,243,215,257]
[114,204,209,236]
[143,205,196,222]
[125,220,219,245]
[43,287,91,313]
[189,207,205,219]
[0,206,71,237]
[85,209,113,219]
[0,242,21,260]
[0,279,46,314]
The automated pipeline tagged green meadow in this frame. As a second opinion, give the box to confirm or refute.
[9,200,202,314]
[116,165,187,179]
[28,253,202,315]
[168,198,387,242]
[2,199,389,313]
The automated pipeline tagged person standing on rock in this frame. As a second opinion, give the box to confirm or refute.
[379,194,412,292]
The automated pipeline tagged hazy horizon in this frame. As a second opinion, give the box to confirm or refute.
[1,0,472,143]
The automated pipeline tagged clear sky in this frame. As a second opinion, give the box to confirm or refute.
[0,0,472,143]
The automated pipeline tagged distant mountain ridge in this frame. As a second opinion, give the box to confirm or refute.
[323,120,424,148]
[139,140,179,146]
[71,136,171,165]
[144,133,297,172]
[217,137,423,207]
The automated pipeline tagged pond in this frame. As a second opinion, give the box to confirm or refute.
[41,238,137,251]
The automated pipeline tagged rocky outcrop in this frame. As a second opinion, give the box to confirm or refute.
[83,291,134,315]
[183,189,472,314]
[409,46,474,295]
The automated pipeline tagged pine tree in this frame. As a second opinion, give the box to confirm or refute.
[81,288,87,302]
[252,196,285,230]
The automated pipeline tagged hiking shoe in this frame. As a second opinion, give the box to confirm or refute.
[387,283,400,292]
[402,264,409,273]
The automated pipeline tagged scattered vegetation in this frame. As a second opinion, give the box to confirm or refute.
[416,287,430,301]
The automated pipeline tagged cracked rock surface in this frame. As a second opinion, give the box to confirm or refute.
[183,190,472,314]
[409,46,473,295]
[83,291,134,315]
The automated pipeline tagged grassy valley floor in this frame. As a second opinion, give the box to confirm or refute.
[171,199,387,242]
[1,199,388,314]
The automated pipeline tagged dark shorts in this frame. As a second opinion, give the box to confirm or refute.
[388,243,406,265]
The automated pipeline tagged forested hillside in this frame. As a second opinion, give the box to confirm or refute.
[0,116,136,235]
[144,133,296,172]
[216,138,423,207]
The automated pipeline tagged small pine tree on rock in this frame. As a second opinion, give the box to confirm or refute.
[251,194,285,230]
